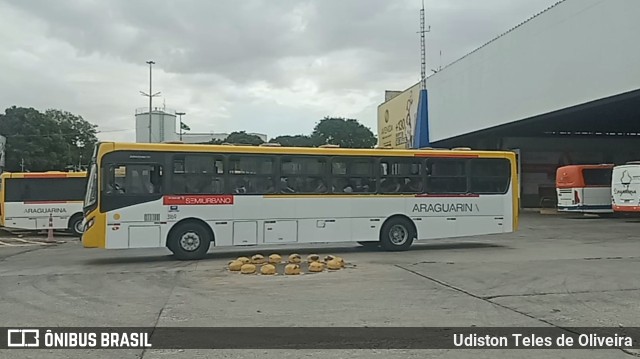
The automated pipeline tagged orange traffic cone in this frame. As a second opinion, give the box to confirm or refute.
[46,213,55,243]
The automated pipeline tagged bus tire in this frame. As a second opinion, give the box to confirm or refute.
[379,217,415,251]
[167,221,212,260]
[68,214,84,237]
[357,241,380,248]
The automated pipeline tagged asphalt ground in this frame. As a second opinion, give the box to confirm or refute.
[0,213,638,358]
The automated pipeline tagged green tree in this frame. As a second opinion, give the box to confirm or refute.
[311,117,377,148]
[211,131,264,146]
[269,135,315,147]
[0,106,98,172]
[45,109,98,169]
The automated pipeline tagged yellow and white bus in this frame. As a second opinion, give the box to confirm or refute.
[0,171,87,235]
[82,142,518,260]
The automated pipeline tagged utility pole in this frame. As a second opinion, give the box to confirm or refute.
[418,0,431,89]
[20,158,25,172]
[176,112,186,141]
[140,60,161,143]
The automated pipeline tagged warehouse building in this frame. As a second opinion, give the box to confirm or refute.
[378,0,640,207]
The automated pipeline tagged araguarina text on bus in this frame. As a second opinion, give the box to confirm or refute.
[613,188,637,196]
[24,208,68,214]
[412,203,479,213]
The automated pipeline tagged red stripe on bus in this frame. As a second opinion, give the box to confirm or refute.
[163,195,234,206]
[23,174,69,178]
[414,153,479,158]
[415,194,481,198]
[23,201,69,204]
[613,205,640,212]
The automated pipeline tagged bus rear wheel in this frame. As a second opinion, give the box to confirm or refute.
[379,217,415,251]
[69,214,84,237]
[167,222,212,260]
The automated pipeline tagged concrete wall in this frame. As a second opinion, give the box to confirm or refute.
[425,0,640,142]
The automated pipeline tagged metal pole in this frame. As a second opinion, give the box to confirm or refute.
[176,112,186,141]
[147,61,154,142]
[140,61,160,144]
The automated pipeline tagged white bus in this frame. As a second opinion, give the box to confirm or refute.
[82,142,519,260]
[612,162,640,213]
[0,171,87,236]
[556,164,614,214]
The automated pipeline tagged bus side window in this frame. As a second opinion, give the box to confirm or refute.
[426,159,468,194]
[172,155,224,195]
[379,158,423,194]
[331,157,376,193]
[107,165,126,194]
[107,164,162,195]
[279,156,327,194]
[469,159,510,194]
[228,155,275,195]
[149,167,163,193]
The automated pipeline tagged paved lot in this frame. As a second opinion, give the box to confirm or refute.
[0,213,639,358]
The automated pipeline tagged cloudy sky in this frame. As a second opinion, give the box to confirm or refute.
[0,0,559,142]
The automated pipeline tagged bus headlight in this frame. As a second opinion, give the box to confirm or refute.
[84,217,95,231]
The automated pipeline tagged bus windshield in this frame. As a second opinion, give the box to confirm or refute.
[5,177,86,202]
[84,162,98,208]
[582,168,612,186]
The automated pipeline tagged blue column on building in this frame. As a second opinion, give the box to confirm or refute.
[413,89,430,148]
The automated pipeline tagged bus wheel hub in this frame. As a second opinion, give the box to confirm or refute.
[389,225,407,245]
[180,232,200,251]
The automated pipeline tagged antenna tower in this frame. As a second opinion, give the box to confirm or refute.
[418,0,430,89]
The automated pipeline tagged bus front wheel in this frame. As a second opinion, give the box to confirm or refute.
[69,214,84,237]
[167,222,212,260]
[379,217,415,251]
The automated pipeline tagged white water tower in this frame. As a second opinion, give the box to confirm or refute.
[135,107,179,143]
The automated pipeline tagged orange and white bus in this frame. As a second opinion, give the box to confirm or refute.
[556,164,614,214]
[82,142,518,260]
[612,162,640,213]
[0,171,87,235]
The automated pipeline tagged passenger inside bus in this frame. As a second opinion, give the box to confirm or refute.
[332,178,353,193]
[402,177,422,193]
[256,177,275,194]
[352,178,376,193]
[380,178,402,193]
[313,178,327,193]
[233,178,248,194]
[280,177,295,193]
